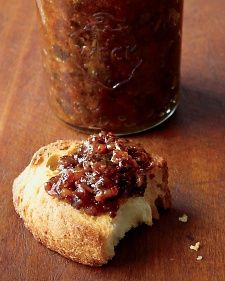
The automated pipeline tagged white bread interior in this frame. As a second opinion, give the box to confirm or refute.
[12,140,170,266]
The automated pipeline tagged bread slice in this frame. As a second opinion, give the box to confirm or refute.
[12,140,170,266]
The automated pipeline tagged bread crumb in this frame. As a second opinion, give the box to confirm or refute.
[190,242,200,251]
[196,255,203,261]
[179,214,188,223]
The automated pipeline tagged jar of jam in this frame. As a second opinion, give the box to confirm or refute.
[36,0,183,135]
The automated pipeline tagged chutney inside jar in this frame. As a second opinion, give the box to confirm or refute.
[36,0,183,134]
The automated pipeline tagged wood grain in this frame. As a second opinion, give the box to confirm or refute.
[0,1,225,280]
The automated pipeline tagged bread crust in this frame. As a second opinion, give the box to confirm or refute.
[12,140,171,266]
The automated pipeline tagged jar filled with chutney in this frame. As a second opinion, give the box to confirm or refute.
[36,0,183,135]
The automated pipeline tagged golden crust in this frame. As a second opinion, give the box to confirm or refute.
[12,140,171,266]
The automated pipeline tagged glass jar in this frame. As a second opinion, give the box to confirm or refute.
[36,0,183,135]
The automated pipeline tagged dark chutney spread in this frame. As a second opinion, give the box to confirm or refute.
[37,0,183,134]
[45,132,153,217]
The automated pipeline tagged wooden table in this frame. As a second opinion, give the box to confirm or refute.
[0,1,224,280]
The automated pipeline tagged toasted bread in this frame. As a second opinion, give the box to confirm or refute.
[13,140,170,266]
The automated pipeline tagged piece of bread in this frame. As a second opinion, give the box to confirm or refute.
[12,140,170,266]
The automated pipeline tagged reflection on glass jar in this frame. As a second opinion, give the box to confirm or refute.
[36,0,183,135]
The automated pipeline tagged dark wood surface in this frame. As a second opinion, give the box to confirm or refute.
[0,1,225,280]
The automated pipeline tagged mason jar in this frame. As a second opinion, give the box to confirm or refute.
[36,0,183,135]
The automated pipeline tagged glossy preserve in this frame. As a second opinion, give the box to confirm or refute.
[45,132,154,217]
[37,0,183,134]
